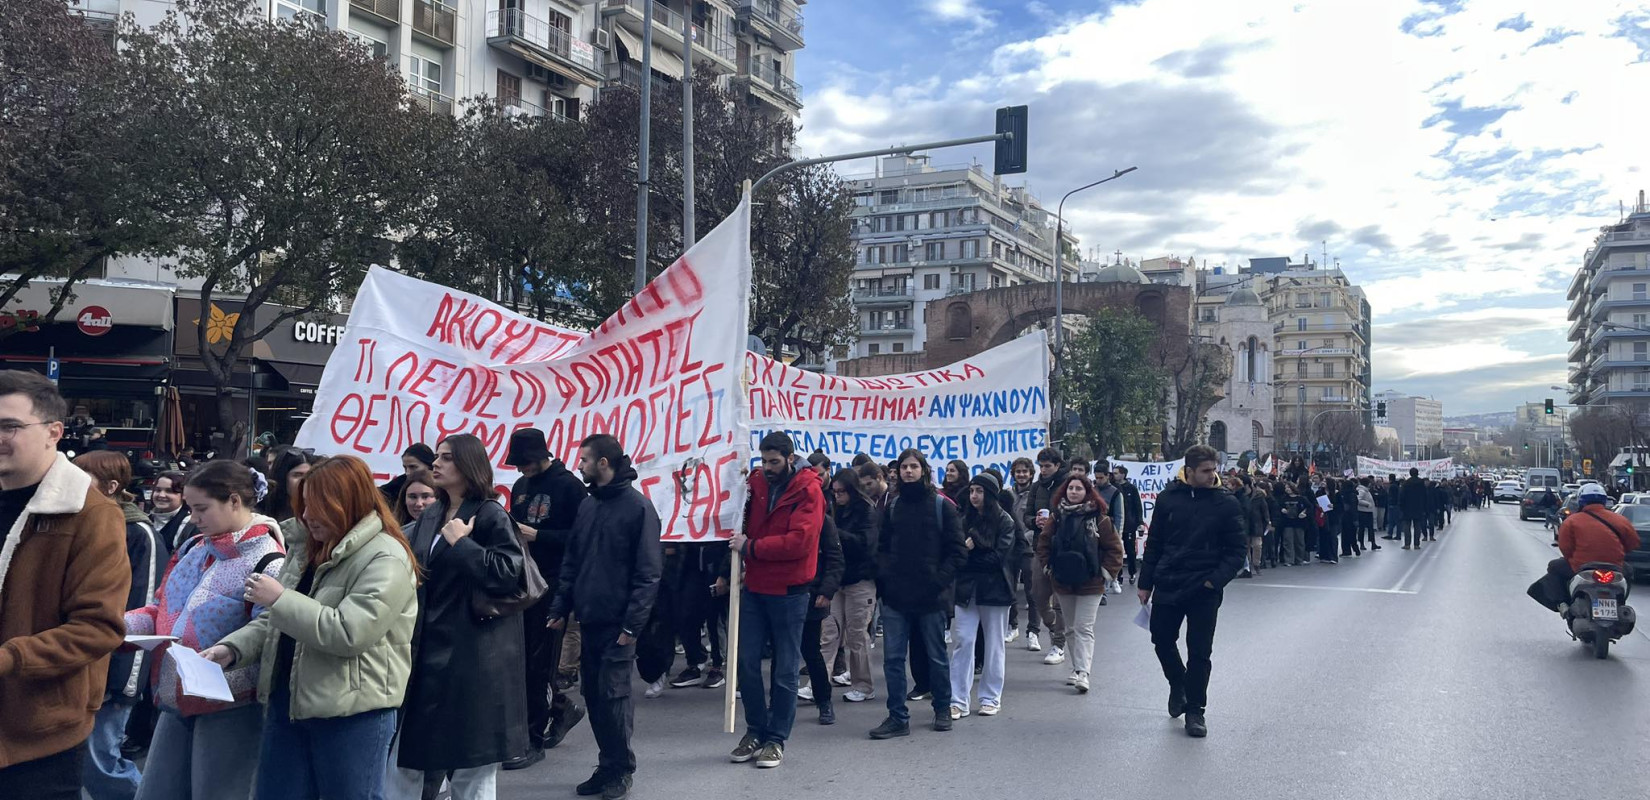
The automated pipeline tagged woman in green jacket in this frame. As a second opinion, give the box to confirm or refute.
[205,455,420,800]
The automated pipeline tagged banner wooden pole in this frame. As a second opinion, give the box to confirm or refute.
[724,548,741,734]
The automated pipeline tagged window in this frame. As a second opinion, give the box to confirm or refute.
[930,212,948,228]
[924,274,940,290]
[546,10,572,56]
[348,30,389,59]
[961,239,980,259]
[1297,318,1307,332]
[1322,386,1337,399]
[1323,363,1335,378]
[1636,368,1650,389]
[1322,339,1333,348]
[890,243,907,263]
[496,70,521,106]
[893,343,905,353]
[1297,341,1306,351]
[1635,342,1647,362]
[892,310,909,328]
[879,190,898,205]
[926,242,945,260]
[1635,313,1648,325]
[895,215,907,232]
[1635,283,1648,301]
[868,344,880,355]
[989,275,1001,289]
[275,0,324,22]
[854,193,874,208]
[1297,360,1306,375]
[992,242,1002,258]
[1295,293,1311,308]
[408,54,443,95]
[1318,292,1331,308]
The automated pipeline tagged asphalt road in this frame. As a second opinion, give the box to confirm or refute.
[499,502,1650,800]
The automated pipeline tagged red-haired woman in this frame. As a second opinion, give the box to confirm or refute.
[1035,475,1124,694]
[205,455,420,800]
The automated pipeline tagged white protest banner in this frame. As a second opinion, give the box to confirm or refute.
[294,199,753,541]
[745,331,1050,479]
[1356,456,1457,480]
[1112,458,1186,528]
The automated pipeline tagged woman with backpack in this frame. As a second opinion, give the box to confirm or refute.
[947,472,1019,719]
[1035,475,1124,694]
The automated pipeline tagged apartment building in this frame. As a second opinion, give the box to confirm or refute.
[600,0,804,119]
[1567,192,1650,406]
[1195,258,1373,450]
[1375,390,1444,457]
[843,155,1079,359]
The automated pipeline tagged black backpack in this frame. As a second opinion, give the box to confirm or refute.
[1049,510,1100,587]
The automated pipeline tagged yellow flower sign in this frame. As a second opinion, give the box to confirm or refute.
[193,303,241,345]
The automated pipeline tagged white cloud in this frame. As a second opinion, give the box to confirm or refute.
[799,0,1650,413]
[922,0,994,32]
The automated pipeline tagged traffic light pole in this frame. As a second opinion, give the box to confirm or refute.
[750,132,1013,194]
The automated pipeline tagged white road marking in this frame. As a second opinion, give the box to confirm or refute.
[1246,582,1417,595]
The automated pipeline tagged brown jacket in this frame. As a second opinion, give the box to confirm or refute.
[1036,501,1125,595]
[0,453,130,769]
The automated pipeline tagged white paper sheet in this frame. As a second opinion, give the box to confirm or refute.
[1316,495,1332,513]
[1133,602,1152,631]
[167,646,235,702]
[123,635,179,651]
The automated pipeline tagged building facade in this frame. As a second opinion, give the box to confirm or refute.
[1193,286,1275,458]
[1567,192,1650,407]
[1374,390,1444,458]
[841,155,1079,361]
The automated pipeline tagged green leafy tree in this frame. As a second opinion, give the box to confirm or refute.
[119,0,445,454]
[1062,308,1165,461]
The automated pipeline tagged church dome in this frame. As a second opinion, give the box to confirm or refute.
[1094,263,1148,284]
[1225,286,1263,306]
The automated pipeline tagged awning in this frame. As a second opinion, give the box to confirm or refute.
[508,43,598,87]
[263,361,326,389]
[614,27,683,79]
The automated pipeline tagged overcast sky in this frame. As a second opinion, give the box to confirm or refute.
[795,0,1650,416]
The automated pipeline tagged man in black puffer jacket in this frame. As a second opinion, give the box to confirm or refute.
[1137,445,1245,739]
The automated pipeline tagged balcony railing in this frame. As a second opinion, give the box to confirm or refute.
[487,9,604,73]
[739,0,803,45]
[852,287,915,303]
[407,86,455,116]
[413,0,456,45]
[862,322,914,334]
[696,26,736,62]
[744,57,801,103]
[608,0,687,37]
[350,0,399,22]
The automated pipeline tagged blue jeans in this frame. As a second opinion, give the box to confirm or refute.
[83,701,139,800]
[255,687,397,800]
[134,704,263,800]
[736,590,810,745]
[880,608,950,723]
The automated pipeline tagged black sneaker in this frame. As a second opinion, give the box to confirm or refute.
[1168,686,1186,719]
[704,667,726,689]
[1185,713,1208,738]
[601,773,633,800]
[869,717,910,739]
[818,700,836,725]
[545,703,586,749]
[670,666,705,688]
[729,734,760,763]
[577,770,613,796]
[933,713,953,732]
[906,689,931,702]
[503,749,545,771]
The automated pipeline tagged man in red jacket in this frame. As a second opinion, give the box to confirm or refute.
[727,432,822,770]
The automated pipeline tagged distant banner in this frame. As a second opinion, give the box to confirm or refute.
[746,332,1050,480]
[294,199,753,541]
[1112,458,1186,528]
[1356,456,1457,480]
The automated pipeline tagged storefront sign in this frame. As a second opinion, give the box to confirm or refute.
[292,320,346,345]
[76,306,113,337]
[1,279,173,332]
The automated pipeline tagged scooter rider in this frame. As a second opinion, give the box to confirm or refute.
[1529,484,1640,612]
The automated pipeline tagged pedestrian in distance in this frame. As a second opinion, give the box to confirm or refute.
[264,446,319,549]
[869,449,967,740]
[126,459,286,800]
[728,431,823,767]
[1399,468,1430,550]
[0,369,129,800]
[1024,447,1068,660]
[205,455,419,800]
[378,443,437,506]
[821,470,879,704]
[1005,458,1040,642]
[948,471,1018,717]
[149,469,190,557]
[1036,474,1125,694]
[798,479,845,726]
[1243,476,1271,577]
[1112,464,1145,585]
[502,428,590,771]
[1277,482,1311,566]
[389,434,528,800]
[548,434,662,800]
[942,459,970,508]
[72,451,164,800]
[1138,445,1247,738]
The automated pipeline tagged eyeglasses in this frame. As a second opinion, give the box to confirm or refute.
[0,421,51,441]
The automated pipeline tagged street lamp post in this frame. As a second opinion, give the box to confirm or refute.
[1050,167,1137,454]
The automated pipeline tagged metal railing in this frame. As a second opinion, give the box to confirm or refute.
[413,0,456,45]
[487,9,604,71]
[852,286,915,303]
[741,0,803,41]
[744,57,801,102]
[407,86,454,116]
[861,322,914,333]
[609,0,685,34]
[606,62,646,89]
[350,0,399,22]
[696,26,737,61]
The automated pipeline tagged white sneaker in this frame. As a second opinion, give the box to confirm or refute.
[1004,626,1020,644]
[1042,646,1065,666]
[645,678,667,699]
[843,689,875,703]
[1066,671,1079,686]
[1027,632,1043,652]
[831,671,852,687]
[978,702,1000,716]
[949,705,969,720]
[1075,672,1090,694]
[944,630,953,645]
[797,684,814,701]
[1111,580,1124,594]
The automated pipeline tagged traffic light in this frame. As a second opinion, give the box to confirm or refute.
[1544,398,1554,415]
[1523,443,1529,450]
[1376,402,1386,419]
[994,106,1028,175]
[1630,465,1636,475]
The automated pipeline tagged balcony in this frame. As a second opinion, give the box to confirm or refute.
[487,10,605,85]
[852,286,915,306]
[603,0,738,73]
[1569,315,1586,342]
[1585,228,1650,269]
[737,0,804,51]
[1591,296,1650,320]
[413,0,456,46]
[407,86,455,116]
[497,96,573,122]
[862,322,914,334]
[739,56,802,110]
[350,0,399,23]
[605,61,646,89]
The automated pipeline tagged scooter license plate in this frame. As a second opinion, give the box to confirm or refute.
[1593,599,1619,620]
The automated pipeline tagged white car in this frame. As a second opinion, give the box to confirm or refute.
[1620,493,1645,506]
[1493,481,1524,503]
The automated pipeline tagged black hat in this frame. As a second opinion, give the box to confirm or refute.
[969,471,1001,496]
[506,428,550,467]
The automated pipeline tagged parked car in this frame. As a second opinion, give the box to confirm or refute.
[1494,481,1525,503]
[1617,504,1650,581]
